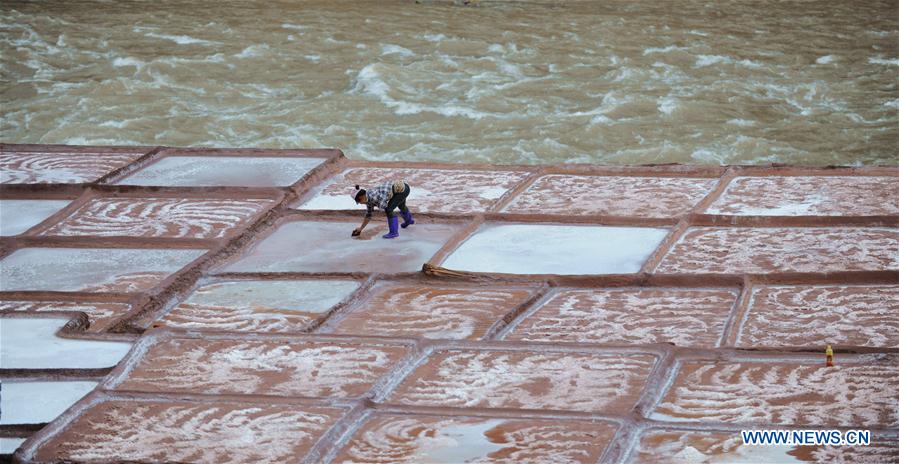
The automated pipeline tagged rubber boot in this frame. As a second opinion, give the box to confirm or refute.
[400,210,415,229]
[383,215,399,239]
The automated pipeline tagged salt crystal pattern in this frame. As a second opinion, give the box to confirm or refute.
[331,286,535,340]
[652,359,899,427]
[504,175,717,218]
[736,286,899,348]
[507,288,737,348]
[115,338,408,398]
[391,350,656,413]
[158,280,360,333]
[5,145,896,462]
[657,227,899,274]
[0,301,132,333]
[334,414,617,463]
[706,176,899,216]
[0,151,143,184]
[35,400,344,463]
[43,198,273,238]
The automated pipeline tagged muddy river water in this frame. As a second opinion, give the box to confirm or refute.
[2,0,897,165]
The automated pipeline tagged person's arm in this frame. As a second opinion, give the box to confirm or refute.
[353,216,370,236]
[352,206,374,236]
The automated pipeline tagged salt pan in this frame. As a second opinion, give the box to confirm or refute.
[0,247,206,292]
[0,199,70,235]
[116,156,324,187]
[221,221,456,273]
[0,381,96,424]
[442,224,668,275]
[0,437,27,454]
[0,318,132,369]
[182,280,359,314]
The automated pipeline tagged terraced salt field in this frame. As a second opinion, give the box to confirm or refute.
[1,144,897,462]
[0,148,148,184]
[503,175,718,218]
[42,197,275,239]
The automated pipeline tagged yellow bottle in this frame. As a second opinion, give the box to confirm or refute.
[825,345,834,367]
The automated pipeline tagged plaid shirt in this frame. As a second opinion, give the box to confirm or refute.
[364,181,394,218]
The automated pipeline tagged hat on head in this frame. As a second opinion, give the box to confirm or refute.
[352,184,366,202]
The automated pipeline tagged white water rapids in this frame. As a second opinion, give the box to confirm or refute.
[2,0,897,165]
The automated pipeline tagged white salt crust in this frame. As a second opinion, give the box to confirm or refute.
[221,221,456,273]
[0,318,132,369]
[0,199,71,235]
[705,176,899,216]
[442,224,669,275]
[0,247,206,292]
[43,198,272,239]
[340,419,506,463]
[116,156,324,187]
[0,437,27,454]
[0,381,97,424]
[183,280,360,313]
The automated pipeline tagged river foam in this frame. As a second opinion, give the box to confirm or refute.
[1,0,896,166]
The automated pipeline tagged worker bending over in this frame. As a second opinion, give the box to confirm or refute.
[352,181,414,239]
